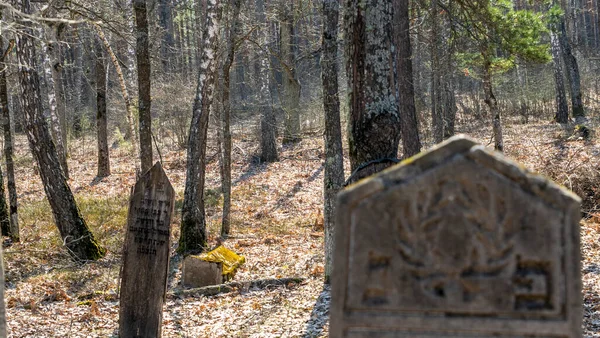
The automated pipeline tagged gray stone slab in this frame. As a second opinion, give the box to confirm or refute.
[182,256,223,288]
[330,135,582,338]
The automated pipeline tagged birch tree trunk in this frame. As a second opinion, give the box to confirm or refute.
[0,33,18,242]
[344,0,401,181]
[39,16,70,179]
[220,0,243,238]
[42,28,69,179]
[393,0,421,157]
[134,0,153,173]
[179,0,219,256]
[322,0,344,284]
[16,0,105,261]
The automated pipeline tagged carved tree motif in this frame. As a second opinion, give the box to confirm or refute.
[394,178,516,303]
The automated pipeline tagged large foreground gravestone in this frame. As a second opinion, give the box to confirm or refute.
[331,136,582,337]
[119,162,175,338]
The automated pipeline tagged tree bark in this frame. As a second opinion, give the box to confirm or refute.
[92,23,139,159]
[430,0,443,144]
[43,25,69,179]
[322,0,344,284]
[256,0,278,162]
[158,0,175,73]
[0,33,18,242]
[345,0,401,180]
[134,0,153,173]
[95,36,110,177]
[392,0,421,157]
[220,0,243,238]
[179,0,219,256]
[551,32,569,124]
[558,19,585,123]
[281,2,302,145]
[482,58,503,152]
[16,0,105,261]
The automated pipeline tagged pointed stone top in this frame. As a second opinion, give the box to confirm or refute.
[331,134,582,337]
[137,161,174,196]
[340,134,580,209]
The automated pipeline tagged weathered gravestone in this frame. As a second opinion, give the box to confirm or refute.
[331,135,582,337]
[182,257,223,288]
[119,162,175,338]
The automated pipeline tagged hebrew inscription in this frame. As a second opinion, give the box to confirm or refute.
[119,162,175,338]
[331,136,582,338]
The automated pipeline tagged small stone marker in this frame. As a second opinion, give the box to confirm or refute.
[331,136,582,337]
[182,256,223,288]
[119,162,174,338]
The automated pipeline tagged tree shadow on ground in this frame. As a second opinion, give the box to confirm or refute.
[234,160,270,186]
[270,164,324,213]
[303,283,330,338]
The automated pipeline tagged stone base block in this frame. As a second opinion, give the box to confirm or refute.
[182,256,223,288]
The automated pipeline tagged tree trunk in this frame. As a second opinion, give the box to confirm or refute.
[134,0,153,173]
[0,36,9,236]
[558,19,585,123]
[70,26,84,139]
[179,0,219,256]
[0,34,19,242]
[16,0,105,261]
[345,0,401,181]
[322,0,344,284]
[482,59,503,152]
[44,26,69,179]
[281,2,302,145]
[392,0,421,157]
[95,36,110,177]
[257,0,278,162]
[551,32,569,124]
[430,0,443,144]
[221,0,243,238]
[92,23,139,159]
[441,2,457,139]
[158,0,175,73]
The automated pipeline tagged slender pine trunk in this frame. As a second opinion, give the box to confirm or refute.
[221,0,243,238]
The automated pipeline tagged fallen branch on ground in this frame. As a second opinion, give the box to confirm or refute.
[171,277,306,298]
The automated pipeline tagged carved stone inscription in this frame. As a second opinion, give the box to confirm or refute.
[348,157,559,315]
[119,162,175,338]
[330,136,582,338]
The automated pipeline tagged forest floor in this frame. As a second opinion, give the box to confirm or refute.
[4,113,600,337]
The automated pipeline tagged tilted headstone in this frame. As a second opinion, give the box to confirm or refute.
[119,162,175,338]
[331,136,582,337]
